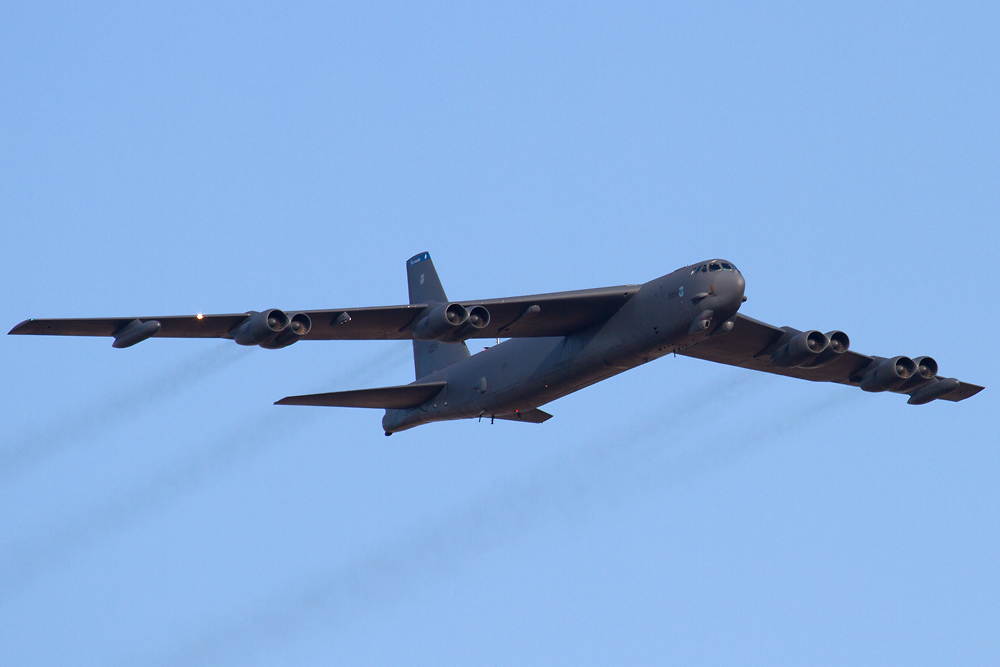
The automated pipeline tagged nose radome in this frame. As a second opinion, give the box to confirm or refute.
[713,265,745,313]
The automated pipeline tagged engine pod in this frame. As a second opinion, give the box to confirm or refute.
[440,305,491,342]
[231,309,289,346]
[771,330,829,368]
[859,356,918,392]
[412,303,469,341]
[260,312,312,349]
[798,331,850,368]
[899,355,939,390]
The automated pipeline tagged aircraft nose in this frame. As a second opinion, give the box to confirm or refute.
[713,267,745,315]
[733,270,746,298]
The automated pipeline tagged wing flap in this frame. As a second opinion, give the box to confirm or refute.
[275,382,446,409]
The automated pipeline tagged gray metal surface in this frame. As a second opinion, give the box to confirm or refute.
[275,382,446,409]
[406,252,471,379]
[10,252,984,434]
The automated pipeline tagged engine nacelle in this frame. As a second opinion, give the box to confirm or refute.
[230,309,289,346]
[859,356,918,392]
[799,331,850,368]
[440,305,491,342]
[899,355,939,390]
[260,312,312,349]
[771,331,829,368]
[912,355,938,380]
[412,303,469,341]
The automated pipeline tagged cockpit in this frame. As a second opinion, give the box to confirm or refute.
[691,260,739,275]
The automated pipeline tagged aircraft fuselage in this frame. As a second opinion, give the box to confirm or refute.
[382,262,746,433]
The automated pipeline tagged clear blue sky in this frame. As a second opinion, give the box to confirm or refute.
[2,2,997,665]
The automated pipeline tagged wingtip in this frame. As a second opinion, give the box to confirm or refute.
[8,319,32,335]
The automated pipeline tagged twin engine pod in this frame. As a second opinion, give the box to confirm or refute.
[770,330,850,369]
[768,329,953,401]
[859,355,940,393]
[230,309,312,349]
[412,302,491,343]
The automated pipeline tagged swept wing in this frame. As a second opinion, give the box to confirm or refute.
[8,285,639,342]
[678,314,983,403]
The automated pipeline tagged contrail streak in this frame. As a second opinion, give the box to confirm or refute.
[0,344,410,601]
[150,376,857,667]
[0,343,250,483]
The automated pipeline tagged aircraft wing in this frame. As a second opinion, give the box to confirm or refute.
[276,382,447,409]
[677,314,984,403]
[8,285,640,343]
[9,313,265,338]
[284,284,640,340]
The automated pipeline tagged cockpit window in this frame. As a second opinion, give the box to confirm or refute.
[693,260,738,273]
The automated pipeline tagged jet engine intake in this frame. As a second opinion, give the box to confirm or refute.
[798,331,850,368]
[912,356,938,380]
[260,312,312,349]
[440,305,491,342]
[412,303,470,341]
[770,330,829,368]
[859,356,918,392]
[898,355,939,390]
[231,309,289,346]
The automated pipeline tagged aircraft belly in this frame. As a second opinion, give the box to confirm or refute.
[391,277,729,429]
[435,335,604,418]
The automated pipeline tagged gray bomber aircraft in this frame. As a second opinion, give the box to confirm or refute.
[9,253,984,434]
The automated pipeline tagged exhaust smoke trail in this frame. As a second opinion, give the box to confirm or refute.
[0,343,410,601]
[150,377,858,667]
[0,343,250,483]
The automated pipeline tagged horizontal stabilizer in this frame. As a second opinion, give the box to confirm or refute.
[276,381,446,409]
[493,408,553,424]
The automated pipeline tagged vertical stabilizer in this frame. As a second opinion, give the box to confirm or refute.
[407,252,470,379]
